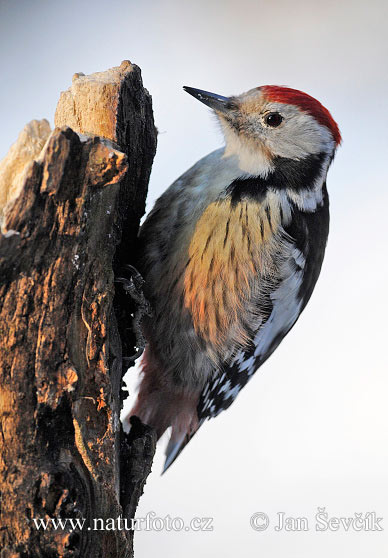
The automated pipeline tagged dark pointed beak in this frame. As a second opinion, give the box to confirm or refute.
[183,86,230,113]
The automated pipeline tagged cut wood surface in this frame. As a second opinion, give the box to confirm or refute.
[0,61,157,558]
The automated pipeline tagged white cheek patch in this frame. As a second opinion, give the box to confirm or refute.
[265,112,332,158]
[219,119,274,177]
[219,102,335,165]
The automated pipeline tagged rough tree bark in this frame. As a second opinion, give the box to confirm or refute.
[0,61,157,557]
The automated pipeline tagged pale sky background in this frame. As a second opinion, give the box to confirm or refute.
[1,0,388,556]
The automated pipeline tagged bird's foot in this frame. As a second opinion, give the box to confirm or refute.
[115,265,152,363]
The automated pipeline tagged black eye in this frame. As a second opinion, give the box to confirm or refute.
[264,112,283,127]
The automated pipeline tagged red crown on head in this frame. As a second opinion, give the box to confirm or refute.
[262,86,341,146]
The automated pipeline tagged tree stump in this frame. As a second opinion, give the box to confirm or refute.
[0,61,157,557]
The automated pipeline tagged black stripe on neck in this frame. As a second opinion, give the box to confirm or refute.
[226,151,327,205]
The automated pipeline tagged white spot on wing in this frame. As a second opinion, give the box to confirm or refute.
[224,384,241,401]
[238,356,255,373]
[217,379,231,394]
[253,247,305,360]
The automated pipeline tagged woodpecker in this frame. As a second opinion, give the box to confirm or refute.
[127,85,341,472]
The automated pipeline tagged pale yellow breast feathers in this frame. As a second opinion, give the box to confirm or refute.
[183,197,283,358]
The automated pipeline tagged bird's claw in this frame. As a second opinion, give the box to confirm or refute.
[115,265,152,363]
